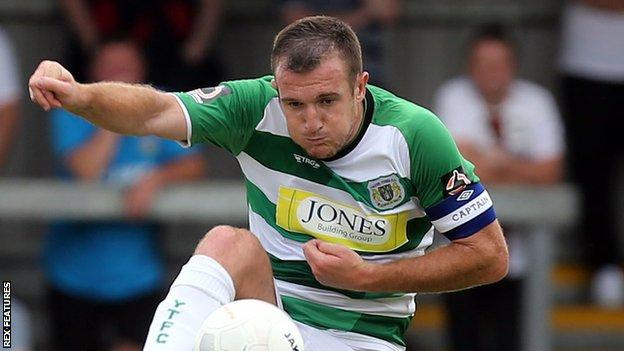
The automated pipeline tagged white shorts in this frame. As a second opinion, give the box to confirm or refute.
[273,281,405,351]
[294,321,406,351]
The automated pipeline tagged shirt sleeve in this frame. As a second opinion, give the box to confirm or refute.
[411,114,497,240]
[172,77,276,155]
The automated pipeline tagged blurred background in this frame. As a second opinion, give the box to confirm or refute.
[1,0,623,350]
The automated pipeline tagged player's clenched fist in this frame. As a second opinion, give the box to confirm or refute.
[28,60,81,111]
[303,239,374,291]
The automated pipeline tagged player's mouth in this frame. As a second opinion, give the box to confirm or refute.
[306,136,326,145]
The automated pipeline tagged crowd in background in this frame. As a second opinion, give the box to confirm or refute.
[1,0,623,350]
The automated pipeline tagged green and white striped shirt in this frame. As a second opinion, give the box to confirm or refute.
[173,76,496,347]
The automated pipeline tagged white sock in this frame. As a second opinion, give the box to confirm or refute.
[143,255,235,350]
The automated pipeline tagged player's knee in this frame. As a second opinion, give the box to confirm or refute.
[194,225,264,259]
[195,225,239,255]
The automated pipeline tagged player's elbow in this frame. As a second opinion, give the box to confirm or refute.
[489,245,509,283]
[463,224,509,284]
[481,236,509,284]
[458,221,509,285]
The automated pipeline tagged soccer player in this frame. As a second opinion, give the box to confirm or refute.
[29,16,508,351]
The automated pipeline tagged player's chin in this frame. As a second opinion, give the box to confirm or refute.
[305,145,337,159]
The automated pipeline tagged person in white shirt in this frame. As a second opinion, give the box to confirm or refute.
[434,24,565,351]
[559,0,624,309]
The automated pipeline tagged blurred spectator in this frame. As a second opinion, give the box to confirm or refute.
[277,0,400,86]
[6,299,33,351]
[0,28,31,351]
[59,0,224,90]
[559,0,624,309]
[43,41,206,351]
[434,24,564,351]
[0,27,20,173]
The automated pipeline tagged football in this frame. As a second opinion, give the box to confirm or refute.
[194,299,305,351]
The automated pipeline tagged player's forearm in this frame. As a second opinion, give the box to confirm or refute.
[359,221,508,293]
[69,82,170,136]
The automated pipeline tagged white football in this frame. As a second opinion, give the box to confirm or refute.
[194,299,305,351]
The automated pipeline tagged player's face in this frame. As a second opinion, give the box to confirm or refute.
[469,40,516,102]
[274,55,368,159]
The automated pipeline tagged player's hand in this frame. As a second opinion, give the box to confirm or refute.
[28,60,81,111]
[303,239,372,291]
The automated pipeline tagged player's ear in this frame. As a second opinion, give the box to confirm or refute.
[271,79,277,89]
[355,72,369,101]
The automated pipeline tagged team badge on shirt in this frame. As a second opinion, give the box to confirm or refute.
[187,85,231,104]
[441,167,472,197]
[367,174,405,210]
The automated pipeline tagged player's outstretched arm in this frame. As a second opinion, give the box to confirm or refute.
[28,60,187,141]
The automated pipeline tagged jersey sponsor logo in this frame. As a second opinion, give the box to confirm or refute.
[276,186,409,252]
[367,175,405,210]
[187,85,231,104]
[293,154,321,169]
[441,167,472,198]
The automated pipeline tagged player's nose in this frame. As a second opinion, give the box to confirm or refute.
[303,107,323,133]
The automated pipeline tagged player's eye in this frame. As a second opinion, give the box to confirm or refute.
[287,101,302,109]
[319,99,334,106]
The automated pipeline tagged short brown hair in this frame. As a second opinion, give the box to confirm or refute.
[271,16,363,83]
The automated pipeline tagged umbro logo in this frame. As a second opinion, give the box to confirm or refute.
[457,190,474,201]
[293,154,320,169]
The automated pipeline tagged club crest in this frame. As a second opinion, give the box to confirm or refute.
[367,175,405,210]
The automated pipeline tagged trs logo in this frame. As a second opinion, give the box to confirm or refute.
[441,167,472,197]
[293,154,320,169]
